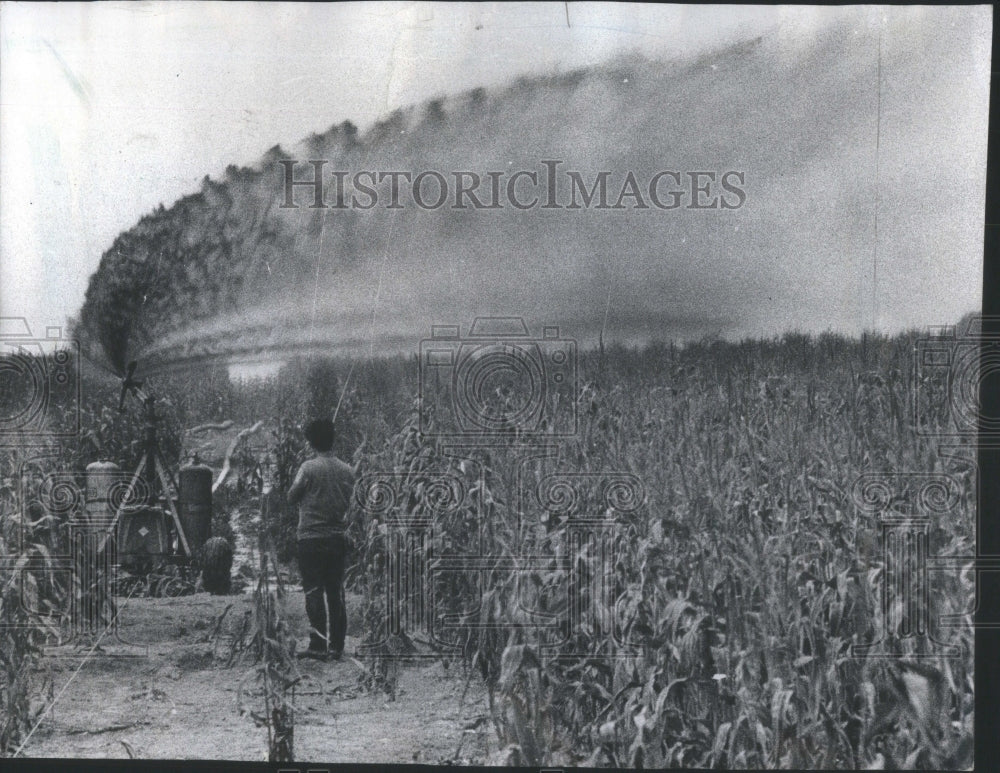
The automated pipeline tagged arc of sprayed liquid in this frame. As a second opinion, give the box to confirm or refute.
[307,197,327,353]
[332,359,356,426]
[310,207,357,428]
[334,203,397,426]
[601,283,613,347]
[328,140,397,428]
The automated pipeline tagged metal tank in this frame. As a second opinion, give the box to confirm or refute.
[84,460,121,526]
[178,461,213,554]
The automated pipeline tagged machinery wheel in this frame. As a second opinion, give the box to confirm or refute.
[200,536,234,595]
[160,577,190,597]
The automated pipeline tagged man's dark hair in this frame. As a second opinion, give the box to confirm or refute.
[304,418,335,452]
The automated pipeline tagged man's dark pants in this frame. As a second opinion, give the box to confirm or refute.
[297,535,348,654]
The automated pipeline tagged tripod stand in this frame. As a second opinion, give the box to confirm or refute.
[98,380,191,559]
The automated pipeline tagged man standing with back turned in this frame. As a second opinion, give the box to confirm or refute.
[287,418,356,661]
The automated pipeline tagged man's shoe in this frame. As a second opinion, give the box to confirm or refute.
[297,648,327,661]
[328,649,343,661]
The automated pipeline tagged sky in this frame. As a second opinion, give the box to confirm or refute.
[0,2,992,345]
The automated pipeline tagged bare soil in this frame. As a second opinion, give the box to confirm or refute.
[19,590,492,763]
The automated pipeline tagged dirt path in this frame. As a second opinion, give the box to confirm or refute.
[19,592,492,763]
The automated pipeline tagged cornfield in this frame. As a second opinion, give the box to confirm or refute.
[1,325,977,767]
